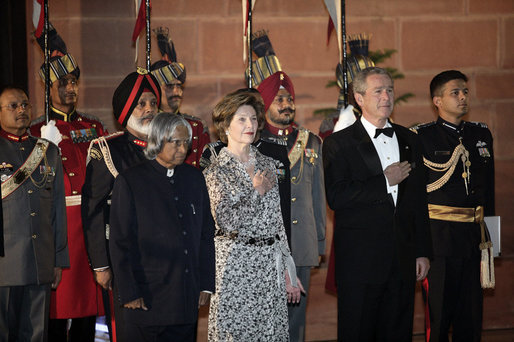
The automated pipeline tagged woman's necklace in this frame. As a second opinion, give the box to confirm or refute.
[226,147,256,168]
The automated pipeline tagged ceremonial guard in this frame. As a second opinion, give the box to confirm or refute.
[150,27,209,168]
[81,69,161,341]
[0,86,69,341]
[414,70,495,342]
[29,24,106,342]
[251,31,326,342]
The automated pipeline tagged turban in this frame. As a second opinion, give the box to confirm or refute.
[112,70,161,127]
[150,27,187,85]
[36,23,80,83]
[257,71,295,113]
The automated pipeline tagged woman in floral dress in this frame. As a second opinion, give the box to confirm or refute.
[203,89,303,341]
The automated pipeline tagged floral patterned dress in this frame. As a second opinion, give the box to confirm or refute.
[203,146,296,341]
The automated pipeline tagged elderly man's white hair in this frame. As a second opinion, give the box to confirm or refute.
[144,112,192,160]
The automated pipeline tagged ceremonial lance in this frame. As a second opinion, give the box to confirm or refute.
[340,0,348,108]
[43,0,50,123]
[145,0,151,71]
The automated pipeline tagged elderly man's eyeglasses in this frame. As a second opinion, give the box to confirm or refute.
[168,139,189,148]
[1,102,31,111]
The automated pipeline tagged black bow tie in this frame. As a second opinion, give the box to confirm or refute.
[374,127,394,138]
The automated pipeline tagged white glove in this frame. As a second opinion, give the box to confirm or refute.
[333,104,357,133]
[40,120,63,146]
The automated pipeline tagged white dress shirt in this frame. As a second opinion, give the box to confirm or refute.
[361,117,400,205]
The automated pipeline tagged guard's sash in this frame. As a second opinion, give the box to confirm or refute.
[1,139,49,200]
[288,129,309,169]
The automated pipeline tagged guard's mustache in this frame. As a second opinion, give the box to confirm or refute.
[140,113,155,121]
[279,107,295,114]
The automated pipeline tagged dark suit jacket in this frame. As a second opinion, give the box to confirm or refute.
[323,119,432,285]
[109,160,215,326]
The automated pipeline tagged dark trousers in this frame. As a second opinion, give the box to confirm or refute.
[422,255,482,342]
[288,266,311,342]
[48,316,96,342]
[337,270,415,341]
[123,322,196,342]
[0,284,51,342]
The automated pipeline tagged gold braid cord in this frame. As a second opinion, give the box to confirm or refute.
[424,140,470,194]
[288,129,309,185]
[88,136,120,178]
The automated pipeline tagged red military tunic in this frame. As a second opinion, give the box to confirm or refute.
[30,107,107,318]
[179,112,210,168]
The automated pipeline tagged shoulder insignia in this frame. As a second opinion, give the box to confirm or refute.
[297,127,321,144]
[465,121,488,129]
[77,111,107,129]
[207,141,223,148]
[261,135,287,146]
[30,115,45,126]
[89,148,103,161]
[93,131,124,143]
[410,122,436,133]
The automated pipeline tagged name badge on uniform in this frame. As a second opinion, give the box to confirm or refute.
[70,128,98,144]
[476,141,491,158]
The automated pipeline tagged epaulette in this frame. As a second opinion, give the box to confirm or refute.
[464,121,488,129]
[91,131,124,144]
[76,111,107,129]
[30,115,45,126]
[181,112,209,134]
[319,118,336,135]
[410,121,436,133]
[301,127,322,144]
[206,141,224,148]
[261,135,287,146]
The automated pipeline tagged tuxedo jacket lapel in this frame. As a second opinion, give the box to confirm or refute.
[353,120,384,177]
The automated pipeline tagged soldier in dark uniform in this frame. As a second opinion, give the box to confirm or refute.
[81,69,161,342]
[150,27,210,168]
[244,31,326,341]
[29,24,107,342]
[258,70,326,342]
[200,88,292,245]
[0,86,69,341]
[414,70,495,342]
[109,112,215,342]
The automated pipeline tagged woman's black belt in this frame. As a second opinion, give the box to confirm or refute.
[215,230,280,247]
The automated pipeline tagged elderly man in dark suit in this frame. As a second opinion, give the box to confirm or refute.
[108,112,215,342]
[323,67,432,341]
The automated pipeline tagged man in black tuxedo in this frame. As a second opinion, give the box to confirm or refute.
[322,67,432,341]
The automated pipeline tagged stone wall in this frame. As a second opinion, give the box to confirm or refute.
[25,0,514,340]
